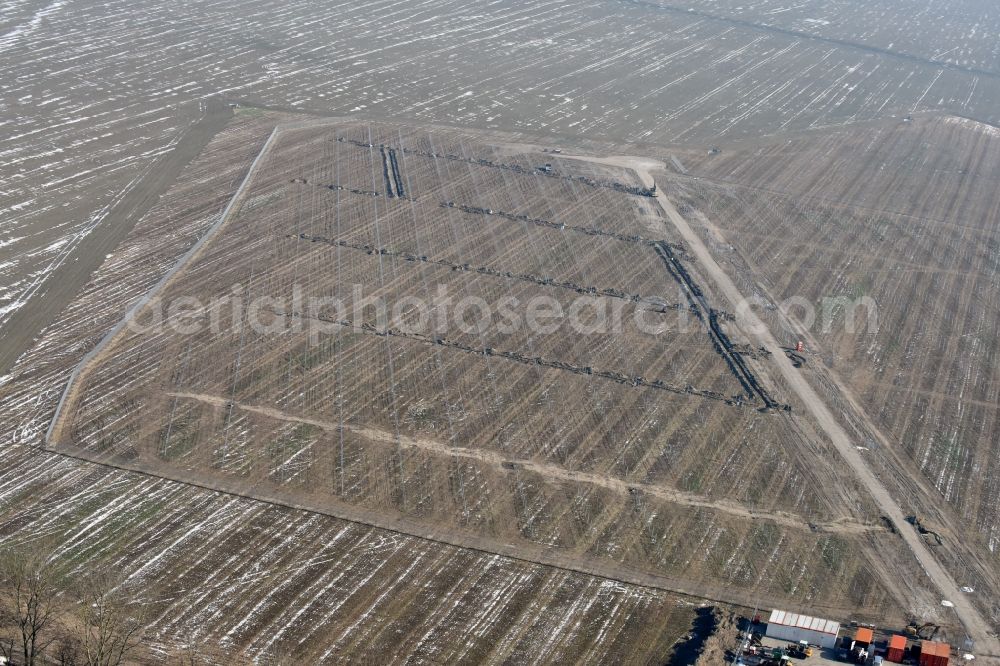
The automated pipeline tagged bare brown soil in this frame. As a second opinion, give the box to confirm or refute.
[7,111,999,660]
[660,115,1000,653]
[52,120,930,638]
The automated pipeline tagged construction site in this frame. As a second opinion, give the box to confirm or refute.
[0,107,975,661]
[731,607,969,665]
[50,121,884,615]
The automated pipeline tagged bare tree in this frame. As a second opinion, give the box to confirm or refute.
[0,546,65,665]
[0,632,14,664]
[77,570,144,666]
[0,590,17,664]
[54,632,82,666]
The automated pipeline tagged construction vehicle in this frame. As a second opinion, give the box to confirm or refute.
[786,640,813,658]
[783,348,807,368]
[905,621,940,640]
[906,515,944,545]
[761,655,794,666]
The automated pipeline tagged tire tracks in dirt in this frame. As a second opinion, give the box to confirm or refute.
[167,390,877,537]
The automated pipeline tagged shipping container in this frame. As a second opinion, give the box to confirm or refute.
[855,627,874,647]
[764,609,840,649]
[887,634,907,663]
[919,640,950,666]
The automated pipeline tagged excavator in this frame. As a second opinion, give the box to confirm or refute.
[905,621,940,640]
[906,515,944,545]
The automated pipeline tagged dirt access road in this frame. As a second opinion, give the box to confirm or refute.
[44,125,279,445]
[167,391,874,536]
[0,101,234,375]
[562,153,998,657]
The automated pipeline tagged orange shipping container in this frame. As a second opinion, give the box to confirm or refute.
[919,640,950,666]
[887,634,907,663]
[855,627,874,646]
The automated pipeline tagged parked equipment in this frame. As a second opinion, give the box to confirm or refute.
[906,622,941,640]
[841,627,874,663]
[786,640,813,658]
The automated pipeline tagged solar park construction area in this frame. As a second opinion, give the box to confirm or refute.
[4,0,1000,661]
[18,116,950,659]
[0,110,993,661]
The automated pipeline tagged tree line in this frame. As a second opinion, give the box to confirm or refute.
[0,544,142,666]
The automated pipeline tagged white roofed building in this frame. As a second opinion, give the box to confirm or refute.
[764,609,841,649]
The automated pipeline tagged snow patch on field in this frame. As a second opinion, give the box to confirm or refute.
[0,0,67,51]
[944,115,1000,138]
